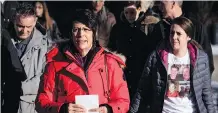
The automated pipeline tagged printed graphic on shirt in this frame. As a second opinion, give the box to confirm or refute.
[167,64,190,98]
[163,52,194,113]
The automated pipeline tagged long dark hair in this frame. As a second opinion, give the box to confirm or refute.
[34,1,53,30]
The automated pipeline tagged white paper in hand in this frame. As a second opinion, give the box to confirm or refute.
[75,95,99,113]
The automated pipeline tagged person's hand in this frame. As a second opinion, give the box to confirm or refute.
[68,103,86,113]
[89,106,108,113]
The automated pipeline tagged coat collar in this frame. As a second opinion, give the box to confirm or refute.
[11,28,46,54]
[63,47,104,94]
[11,28,47,60]
[64,47,104,70]
[47,43,126,68]
[25,28,46,53]
[157,40,198,68]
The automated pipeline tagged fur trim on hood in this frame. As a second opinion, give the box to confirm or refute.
[120,10,160,25]
[104,48,126,63]
[141,15,160,25]
[104,48,126,69]
[46,41,126,69]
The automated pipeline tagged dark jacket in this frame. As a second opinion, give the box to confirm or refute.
[107,11,157,98]
[1,28,27,113]
[35,18,64,43]
[130,40,215,113]
[1,1,20,29]
[149,15,214,74]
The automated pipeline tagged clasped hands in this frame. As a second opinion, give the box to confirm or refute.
[68,103,108,113]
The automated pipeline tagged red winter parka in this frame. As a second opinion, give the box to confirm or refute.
[35,45,130,113]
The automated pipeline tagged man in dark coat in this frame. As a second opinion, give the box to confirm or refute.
[149,1,214,74]
[1,27,27,113]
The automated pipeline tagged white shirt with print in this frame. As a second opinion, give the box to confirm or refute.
[162,51,195,113]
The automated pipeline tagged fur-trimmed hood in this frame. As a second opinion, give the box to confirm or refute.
[46,41,126,69]
[141,15,160,25]
[120,0,159,25]
[104,48,126,68]
[120,10,160,25]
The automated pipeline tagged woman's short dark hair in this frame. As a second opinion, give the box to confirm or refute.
[72,9,97,32]
[123,1,141,9]
[171,17,194,39]
[71,9,97,46]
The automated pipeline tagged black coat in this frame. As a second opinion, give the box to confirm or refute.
[130,41,215,113]
[108,13,155,98]
[149,15,214,74]
[1,28,27,113]
[1,1,20,29]
[35,19,64,43]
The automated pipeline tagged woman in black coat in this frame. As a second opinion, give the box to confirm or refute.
[108,1,156,99]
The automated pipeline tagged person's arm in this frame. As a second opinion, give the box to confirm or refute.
[35,62,64,113]
[129,52,154,113]
[202,54,215,113]
[108,12,116,27]
[201,24,214,74]
[1,29,27,81]
[52,20,64,41]
[106,57,130,113]
[193,20,214,74]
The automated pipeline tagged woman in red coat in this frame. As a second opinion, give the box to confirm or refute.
[35,9,130,113]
